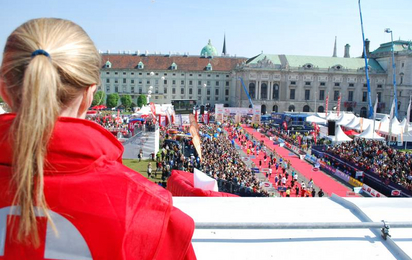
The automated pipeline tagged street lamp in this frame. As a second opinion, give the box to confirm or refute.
[147,85,153,104]
[384,28,398,119]
[202,83,207,106]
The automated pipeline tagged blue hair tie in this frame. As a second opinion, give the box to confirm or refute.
[31,49,50,59]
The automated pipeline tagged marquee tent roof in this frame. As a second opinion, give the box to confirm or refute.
[356,125,385,140]
[344,116,360,129]
[305,115,327,125]
[336,113,356,126]
[327,125,353,143]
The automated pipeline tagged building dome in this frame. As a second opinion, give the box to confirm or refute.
[200,39,218,58]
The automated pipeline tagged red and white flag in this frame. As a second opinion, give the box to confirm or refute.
[325,95,329,116]
[337,94,341,117]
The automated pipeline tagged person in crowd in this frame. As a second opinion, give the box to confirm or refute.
[0,18,195,259]
[318,189,325,197]
[147,162,152,178]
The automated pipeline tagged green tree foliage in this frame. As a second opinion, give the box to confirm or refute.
[106,93,119,108]
[137,94,147,108]
[91,90,106,106]
[120,94,133,109]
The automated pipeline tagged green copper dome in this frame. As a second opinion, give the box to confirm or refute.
[200,39,218,58]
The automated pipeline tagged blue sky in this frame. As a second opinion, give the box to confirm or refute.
[0,0,411,61]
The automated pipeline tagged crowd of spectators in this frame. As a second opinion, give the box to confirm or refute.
[198,124,269,197]
[327,139,412,191]
[86,112,132,137]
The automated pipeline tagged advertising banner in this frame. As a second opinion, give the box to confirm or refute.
[348,177,363,187]
[334,170,351,183]
[361,184,386,197]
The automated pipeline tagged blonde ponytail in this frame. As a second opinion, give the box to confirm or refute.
[1,18,101,246]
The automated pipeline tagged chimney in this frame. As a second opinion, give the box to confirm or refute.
[344,44,350,58]
[362,38,370,58]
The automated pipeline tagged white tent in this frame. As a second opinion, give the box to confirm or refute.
[355,125,385,140]
[0,106,5,115]
[306,115,327,125]
[353,118,374,132]
[327,125,353,144]
[343,116,360,129]
[336,113,355,126]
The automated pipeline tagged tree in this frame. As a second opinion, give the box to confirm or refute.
[120,94,132,109]
[92,90,106,106]
[137,94,147,108]
[106,93,119,108]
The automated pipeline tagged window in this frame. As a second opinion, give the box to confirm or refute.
[106,72,110,75]
[189,80,193,85]
[349,83,354,87]
[123,78,126,84]
[189,88,192,95]
[290,81,296,85]
[320,82,325,86]
[207,81,210,86]
[139,80,142,85]
[198,74,202,77]
[123,72,126,75]
[226,81,229,86]
[273,84,279,100]
[305,89,310,100]
[123,86,127,92]
[225,89,229,96]
[207,74,211,77]
[377,92,382,102]
[131,79,134,84]
[181,73,184,76]
[249,83,256,99]
[207,89,210,95]
[139,88,142,94]
[334,82,340,87]
[115,86,119,92]
[377,84,382,88]
[155,80,158,85]
[106,86,110,92]
[215,97,219,101]
[115,79,118,84]
[305,81,311,86]
[216,81,219,86]
[163,80,167,84]
[114,72,118,75]
[131,87,135,93]
[172,73,176,76]
[198,81,202,85]
[146,80,150,84]
[106,78,110,83]
[181,80,184,85]
[198,89,201,95]
[189,74,193,76]
[290,89,295,100]
[164,87,167,94]
[402,62,404,68]
[172,80,176,85]
[363,84,367,88]
[216,75,219,78]
[362,92,367,102]
[155,73,158,76]
[181,88,184,94]
[164,73,167,76]
[334,91,339,101]
[172,88,176,94]
[215,89,219,95]
[226,75,229,78]
[139,73,142,75]
[147,73,150,76]
[348,91,353,101]
[319,90,325,100]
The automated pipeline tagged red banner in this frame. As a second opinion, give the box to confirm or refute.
[149,102,156,116]
[325,95,329,116]
[337,94,341,117]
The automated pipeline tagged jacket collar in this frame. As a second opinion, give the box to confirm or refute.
[0,113,124,174]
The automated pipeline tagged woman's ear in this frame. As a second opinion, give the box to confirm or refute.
[77,84,97,118]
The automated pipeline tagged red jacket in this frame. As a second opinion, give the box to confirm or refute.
[0,114,196,260]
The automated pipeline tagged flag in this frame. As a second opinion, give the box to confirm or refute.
[282,121,288,130]
[360,117,364,132]
[149,102,156,116]
[312,131,317,144]
[194,109,198,122]
[337,94,341,117]
[407,96,412,124]
[389,99,395,121]
[373,94,378,121]
[325,95,329,116]
[206,112,210,125]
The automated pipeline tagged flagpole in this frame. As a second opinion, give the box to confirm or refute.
[373,94,378,139]
[358,0,374,119]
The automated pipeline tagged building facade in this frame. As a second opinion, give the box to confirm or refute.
[99,40,412,119]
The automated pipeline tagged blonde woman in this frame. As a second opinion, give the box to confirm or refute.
[0,18,195,259]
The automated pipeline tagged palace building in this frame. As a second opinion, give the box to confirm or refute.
[100,38,412,119]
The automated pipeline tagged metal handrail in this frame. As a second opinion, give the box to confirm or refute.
[195,221,412,230]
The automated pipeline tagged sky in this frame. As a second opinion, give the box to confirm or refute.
[0,0,411,62]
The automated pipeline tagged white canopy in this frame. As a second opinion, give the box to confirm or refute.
[344,116,360,129]
[327,125,353,143]
[378,117,401,134]
[336,113,355,126]
[356,124,385,140]
[353,118,374,132]
[306,115,327,125]
[0,106,5,115]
